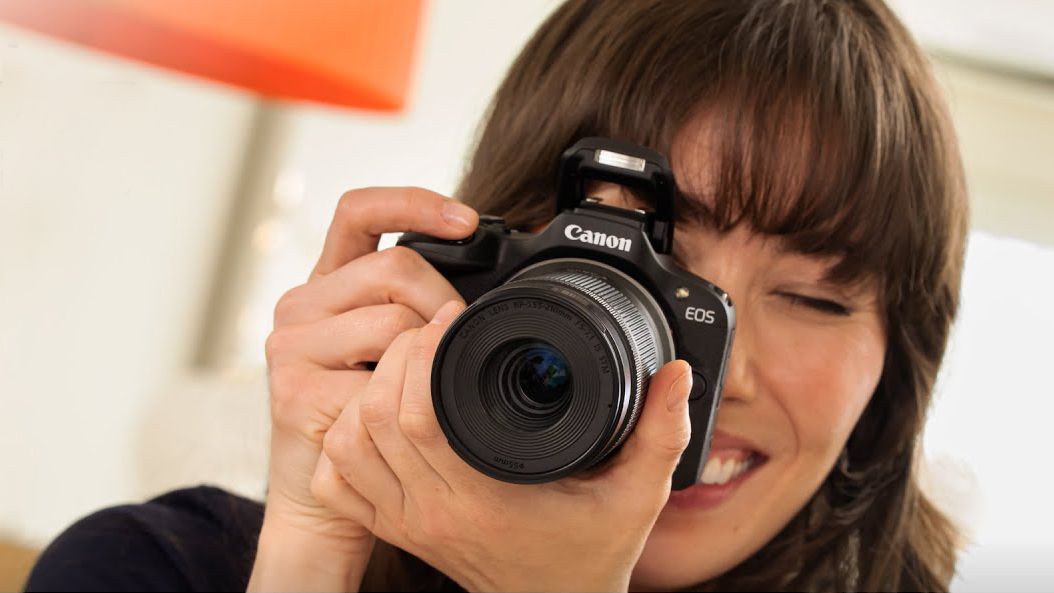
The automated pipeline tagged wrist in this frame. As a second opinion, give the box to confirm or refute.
[248,513,374,592]
[263,490,371,542]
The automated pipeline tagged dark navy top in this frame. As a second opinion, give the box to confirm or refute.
[24,486,264,592]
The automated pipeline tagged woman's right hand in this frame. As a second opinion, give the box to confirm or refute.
[248,187,479,592]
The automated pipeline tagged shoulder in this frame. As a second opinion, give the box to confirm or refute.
[25,486,263,592]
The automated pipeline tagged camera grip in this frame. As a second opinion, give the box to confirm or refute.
[397,230,498,274]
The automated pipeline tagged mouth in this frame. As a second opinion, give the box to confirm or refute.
[699,450,764,485]
[665,447,770,511]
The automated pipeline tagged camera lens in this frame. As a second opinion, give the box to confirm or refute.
[430,259,675,484]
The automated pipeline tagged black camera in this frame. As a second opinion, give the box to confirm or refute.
[397,138,735,490]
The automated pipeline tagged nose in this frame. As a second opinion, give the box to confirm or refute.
[672,225,761,408]
[718,307,758,406]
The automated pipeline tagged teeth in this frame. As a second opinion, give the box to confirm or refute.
[700,454,756,485]
[721,458,737,482]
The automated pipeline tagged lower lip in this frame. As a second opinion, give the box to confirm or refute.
[664,457,767,511]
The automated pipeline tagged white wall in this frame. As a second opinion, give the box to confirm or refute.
[927,231,1054,593]
[891,0,1054,78]
[0,23,258,542]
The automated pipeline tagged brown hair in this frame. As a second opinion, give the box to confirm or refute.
[362,0,968,590]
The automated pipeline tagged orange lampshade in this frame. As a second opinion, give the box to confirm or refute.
[0,0,424,111]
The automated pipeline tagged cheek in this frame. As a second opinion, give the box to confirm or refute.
[760,318,884,460]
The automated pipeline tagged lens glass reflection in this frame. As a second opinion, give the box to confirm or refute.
[513,343,571,407]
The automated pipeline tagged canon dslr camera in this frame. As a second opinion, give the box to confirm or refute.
[397,138,735,490]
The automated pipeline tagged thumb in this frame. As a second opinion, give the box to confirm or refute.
[607,360,693,490]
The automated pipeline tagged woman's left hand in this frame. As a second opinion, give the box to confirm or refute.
[312,299,695,593]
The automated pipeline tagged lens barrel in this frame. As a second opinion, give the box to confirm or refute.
[432,260,674,483]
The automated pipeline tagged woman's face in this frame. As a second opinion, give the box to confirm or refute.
[563,122,887,589]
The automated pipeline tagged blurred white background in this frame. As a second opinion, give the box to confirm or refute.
[1,1,1051,591]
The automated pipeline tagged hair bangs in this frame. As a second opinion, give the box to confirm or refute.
[670,1,926,295]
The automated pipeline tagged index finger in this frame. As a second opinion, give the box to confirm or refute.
[399,301,478,481]
[311,186,479,279]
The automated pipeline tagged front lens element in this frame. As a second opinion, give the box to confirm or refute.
[514,343,571,407]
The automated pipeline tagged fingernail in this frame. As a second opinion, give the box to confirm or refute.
[666,366,693,412]
[431,300,463,325]
[441,200,475,229]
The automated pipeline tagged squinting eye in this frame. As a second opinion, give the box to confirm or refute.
[779,292,852,316]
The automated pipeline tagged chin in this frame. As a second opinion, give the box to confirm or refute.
[630,526,725,591]
[629,459,777,590]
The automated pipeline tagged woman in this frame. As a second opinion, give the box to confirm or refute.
[27,0,967,591]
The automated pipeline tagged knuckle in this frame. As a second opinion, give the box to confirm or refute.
[665,424,693,456]
[406,337,436,365]
[398,410,440,442]
[379,305,421,338]
[652,435,689,460]
[396,187,417,213]
[391,327,420,352]
[263,327,295,366]
[309,466,337,505]
[273,284,308,326]
[394,304,424,331]
[634,423,691,461]
[267,367,307,428]
[267,365,302,402]
[358,392,395,427]
[398,187,431,216]
[381,245,424,276]
[336,188,369,217]
[373,327,418,361]
[322,425,355,466]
